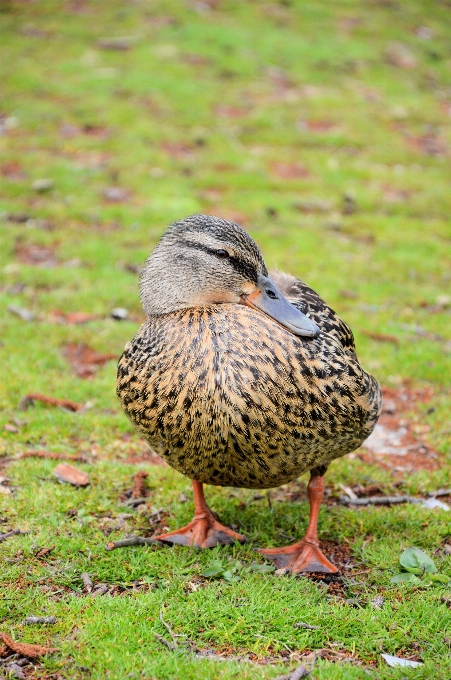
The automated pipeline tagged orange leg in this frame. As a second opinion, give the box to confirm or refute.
[258,472,338,573]
[155,480,247,548]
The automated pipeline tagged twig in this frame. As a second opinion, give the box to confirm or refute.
[159,611,178,647]
[123,497,147,507]
[154,633,177,651]
[18,450,86,462]
[0,529,28,543]
[294,622,320,630]
[21,616,57,625]
[105,536,158,550]
[131,471,148,499]
[19,393,84,412]
[80,572,93,592]
[361,330,399,345]
[0,633,58,659]
[427,488,451,498]
[339,495,421,506]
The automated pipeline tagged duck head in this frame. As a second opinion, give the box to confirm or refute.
[140,214,320,338]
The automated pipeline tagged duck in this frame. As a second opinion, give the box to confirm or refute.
[117,214,382,573]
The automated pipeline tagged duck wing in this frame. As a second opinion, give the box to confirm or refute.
[270,270,356,355]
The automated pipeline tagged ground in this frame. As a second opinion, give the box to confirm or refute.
[1,0,451,678]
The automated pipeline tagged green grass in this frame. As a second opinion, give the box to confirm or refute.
[1,0,451,678]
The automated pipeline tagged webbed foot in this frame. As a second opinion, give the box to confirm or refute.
[155,511,246,549]
[257,539,338,573]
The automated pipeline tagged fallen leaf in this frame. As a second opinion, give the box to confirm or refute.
[214,104,249,118]
[362,330,399,345]
[269,162,309,179]
[15,243,58,267]
[62,342,117,379]
[385,43,417,69]
[53,463,90,487]
[96,36,137,51]
[102,186,131,202]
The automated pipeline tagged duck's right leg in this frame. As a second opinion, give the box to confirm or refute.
[155,480,247,548]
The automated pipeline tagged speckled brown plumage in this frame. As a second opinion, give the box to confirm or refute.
[116,214,382,567]
[117,235,380,489]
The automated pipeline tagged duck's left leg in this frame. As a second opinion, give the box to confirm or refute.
[257,466,338,573]
[155,480,247,549]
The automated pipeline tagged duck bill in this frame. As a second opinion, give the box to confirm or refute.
[241,273,320,338]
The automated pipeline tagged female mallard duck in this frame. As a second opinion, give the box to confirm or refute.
[117,214,382,573]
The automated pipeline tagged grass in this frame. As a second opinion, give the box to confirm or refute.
[1,0,451,677]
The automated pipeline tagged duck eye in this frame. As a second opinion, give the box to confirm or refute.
[214,249,229,259]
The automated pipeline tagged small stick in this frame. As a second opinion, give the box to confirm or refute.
[154,633,177,651]
[19,393,84,413]
[0,633,58,659]
[427,488,451,498]
[18,451,85,462]
[0,529,28,543]
[131,471,148,499]
[294,621,320,630]
[339,495,421,506]
[21,616,57,625]
[159,611,178,647]
[105,536,158,550]
[80,573,93,592]
[361,330,399,345]
[123,497,147,507]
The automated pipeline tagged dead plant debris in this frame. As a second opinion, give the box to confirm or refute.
[53,463,90,487]
[19,392,84,412]
[358,384,440,474]
[0,632,58,659]
[62,342,117,379]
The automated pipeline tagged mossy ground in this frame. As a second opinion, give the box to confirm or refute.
[1,1,451,678]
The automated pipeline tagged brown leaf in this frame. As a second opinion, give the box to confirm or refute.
[270,162,309,179]
[0,632,58,659]
[62,342,117,379]
[161,142,195,160]
[298,119,338,133]
[47,310,99,325]
[19,392,84,412]
[214,104,249,118]
[362,330,399,345]
[15,243,58,267]
[102,186,131,202]
[53,463,90,487]
[385,42,417,69]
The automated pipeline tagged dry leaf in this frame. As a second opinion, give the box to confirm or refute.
[54,463,90,487]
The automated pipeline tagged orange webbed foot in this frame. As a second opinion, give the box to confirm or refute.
[257,540,338,574]
[155,511,246,549]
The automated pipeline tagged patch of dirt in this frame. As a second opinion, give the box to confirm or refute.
[15,243,58,267]
[62,343,117,379]
[46,310,99,325]
[161,142,196,160]
[297,119,339,133]
[214,104,249,118]
[357,384,440,475]
[269,162,310,179]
